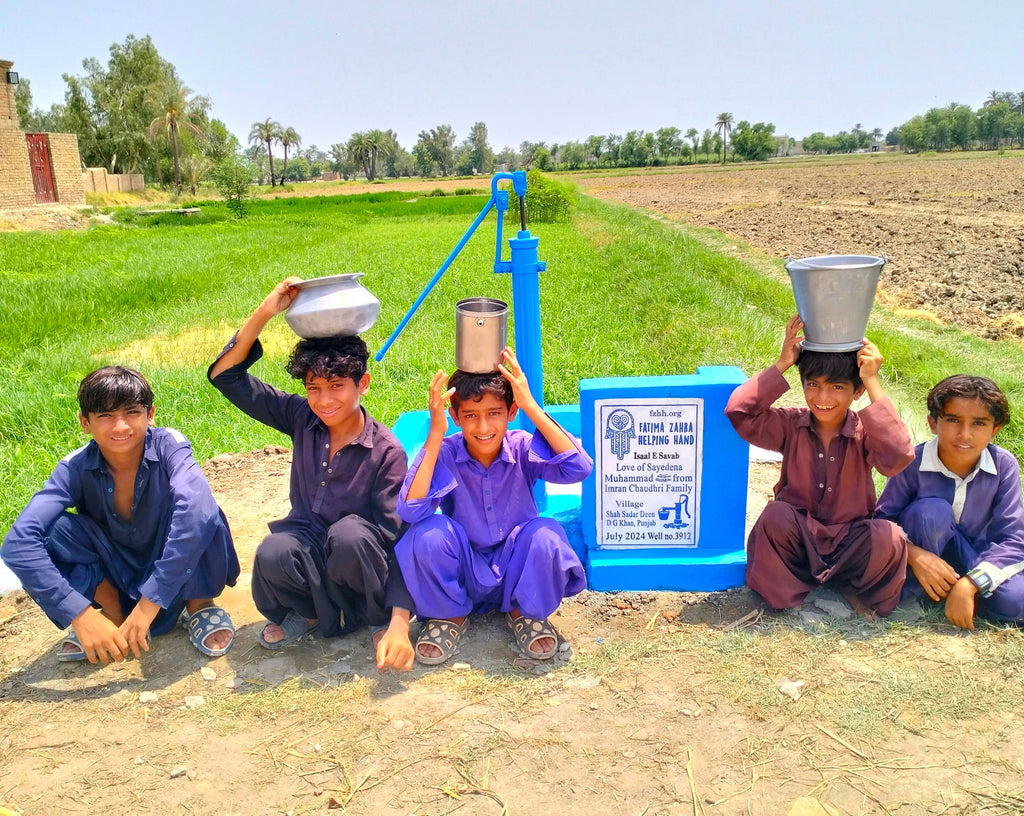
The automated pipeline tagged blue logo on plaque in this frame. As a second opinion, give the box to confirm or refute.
[605,409,636,460]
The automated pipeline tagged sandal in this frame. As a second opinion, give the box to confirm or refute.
[258,610,317,650]
[180,606,235,657]
[57,629,87,663]
[414,618,468,666]
[506,613,559,660]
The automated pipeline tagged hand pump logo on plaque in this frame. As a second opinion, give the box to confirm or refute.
[596,399,703,548]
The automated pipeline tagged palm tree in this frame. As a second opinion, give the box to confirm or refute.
[279,127,301,185]
[146,81,203,193]
[249,119,281,186]
[348,130,392,181]
[715,112,734,164]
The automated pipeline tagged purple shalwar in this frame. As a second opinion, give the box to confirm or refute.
[1,428,239,635]
[725,366,914,615]
[208,337,407,636]
[876,439,1024,622]
[395,424,592,620]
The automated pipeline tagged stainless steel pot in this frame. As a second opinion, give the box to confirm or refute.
[455,297,508,373]
[284,273,381,339]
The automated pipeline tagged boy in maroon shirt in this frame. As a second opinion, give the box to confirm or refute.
[725,316,914,617]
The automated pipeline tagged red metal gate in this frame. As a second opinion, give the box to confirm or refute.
[26,133,56,203]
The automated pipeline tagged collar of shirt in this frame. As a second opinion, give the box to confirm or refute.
[80,428,159,472]
[452,430,517,467]
[793,405,860,438]
[920,437,996,524]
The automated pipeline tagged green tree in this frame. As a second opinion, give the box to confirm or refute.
[414,125,456,176]
[329,142,357,179]
[730,120,776,161]
[14,78,32,130]
[685,128,700,163]
[146,80,204,192]
[348,129,392,181]
[279,126,301,185]
[213,155,257,217]
[559,141,586,169]
[656,126,682,161]
[457,121,494,175]
[585,135,604,165]
[249,118,281,185]
[533,146,552,171]
[715,112,734,163]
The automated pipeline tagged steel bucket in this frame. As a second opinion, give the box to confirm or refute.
[785,255,885,352]
[285,273,380,339]
[455,297,508,373]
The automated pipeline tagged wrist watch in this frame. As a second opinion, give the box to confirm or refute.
[965,567,994,597]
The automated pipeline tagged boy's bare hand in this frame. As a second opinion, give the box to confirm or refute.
[775,316,804,374]
[857,340,883,382]
[907,545,959,601]
[945,577,978,630]
[427,370,455,438]
[120,597,160,658]
[72,607,129,664]
[375,627,415,672]
[260,277,303,317]
[498,348,536,410]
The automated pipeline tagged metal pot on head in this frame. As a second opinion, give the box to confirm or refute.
[285,273,381,339]
[455,297,508,373]
[785,255,885,352]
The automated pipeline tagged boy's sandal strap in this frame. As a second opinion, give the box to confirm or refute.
[57,629,88,663]
[414,618,467,666]
[181,605,235,657]
[506,614,559,661]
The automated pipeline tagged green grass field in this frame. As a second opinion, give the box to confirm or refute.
[2,186,1024,534]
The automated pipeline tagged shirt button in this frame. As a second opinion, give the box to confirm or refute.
[328,469,333,473]
[830,457,835,462]
[322,462,327,467]
[818,453,823,458]
[321,481,326,486]
[108,488,113,493]
[818,483,824,488]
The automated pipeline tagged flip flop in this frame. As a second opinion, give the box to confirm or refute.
[180,606,235,657]
[56,629,87,662]
[258,610,317,650]
[414,618,468,666]
[506,613,560,660]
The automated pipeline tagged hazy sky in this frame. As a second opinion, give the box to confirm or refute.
[5,0,1024,152]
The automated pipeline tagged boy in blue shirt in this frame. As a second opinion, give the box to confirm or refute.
[2,367,240,663]
[876,375,1024,628]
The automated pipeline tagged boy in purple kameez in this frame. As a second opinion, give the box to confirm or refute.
[209,278,413,668]
[394,348,592,665]
[2,367,239,664]
[725,316,914,617]
[876,375,1024,629]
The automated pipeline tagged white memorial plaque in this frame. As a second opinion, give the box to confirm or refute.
[595,398,703,548]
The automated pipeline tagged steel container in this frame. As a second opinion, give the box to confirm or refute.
[284,273,381,339]
[455,297,508,373]
[785,255,885,352]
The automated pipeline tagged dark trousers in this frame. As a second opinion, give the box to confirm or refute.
[251,515,392,636]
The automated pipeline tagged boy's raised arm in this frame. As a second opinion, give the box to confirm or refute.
[405,370,455,502]
[857,340,886,404]
[209,277,302,380]
[498,348,576,455]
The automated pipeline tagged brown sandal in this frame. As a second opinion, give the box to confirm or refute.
[414,618,467,666]
[506,614,559,660]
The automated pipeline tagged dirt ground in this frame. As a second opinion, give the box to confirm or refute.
[5,157,1024,815]
[3,450,1024,816]
[576,155,1024,340]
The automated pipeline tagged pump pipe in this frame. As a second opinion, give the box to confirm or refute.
[374,195,496,362]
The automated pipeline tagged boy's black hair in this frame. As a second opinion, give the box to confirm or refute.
[927,374,1010,427]
[78,366,154,416]
[796,349,862,390]
[286,335,368,385]
[447,369,514,411]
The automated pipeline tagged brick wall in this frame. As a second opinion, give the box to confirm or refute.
[82,167,144,194]
[0,60,17,132]
[0,129,34,208]
[48,133,85,204]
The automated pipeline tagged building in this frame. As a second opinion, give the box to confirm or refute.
[0,59,85,208]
